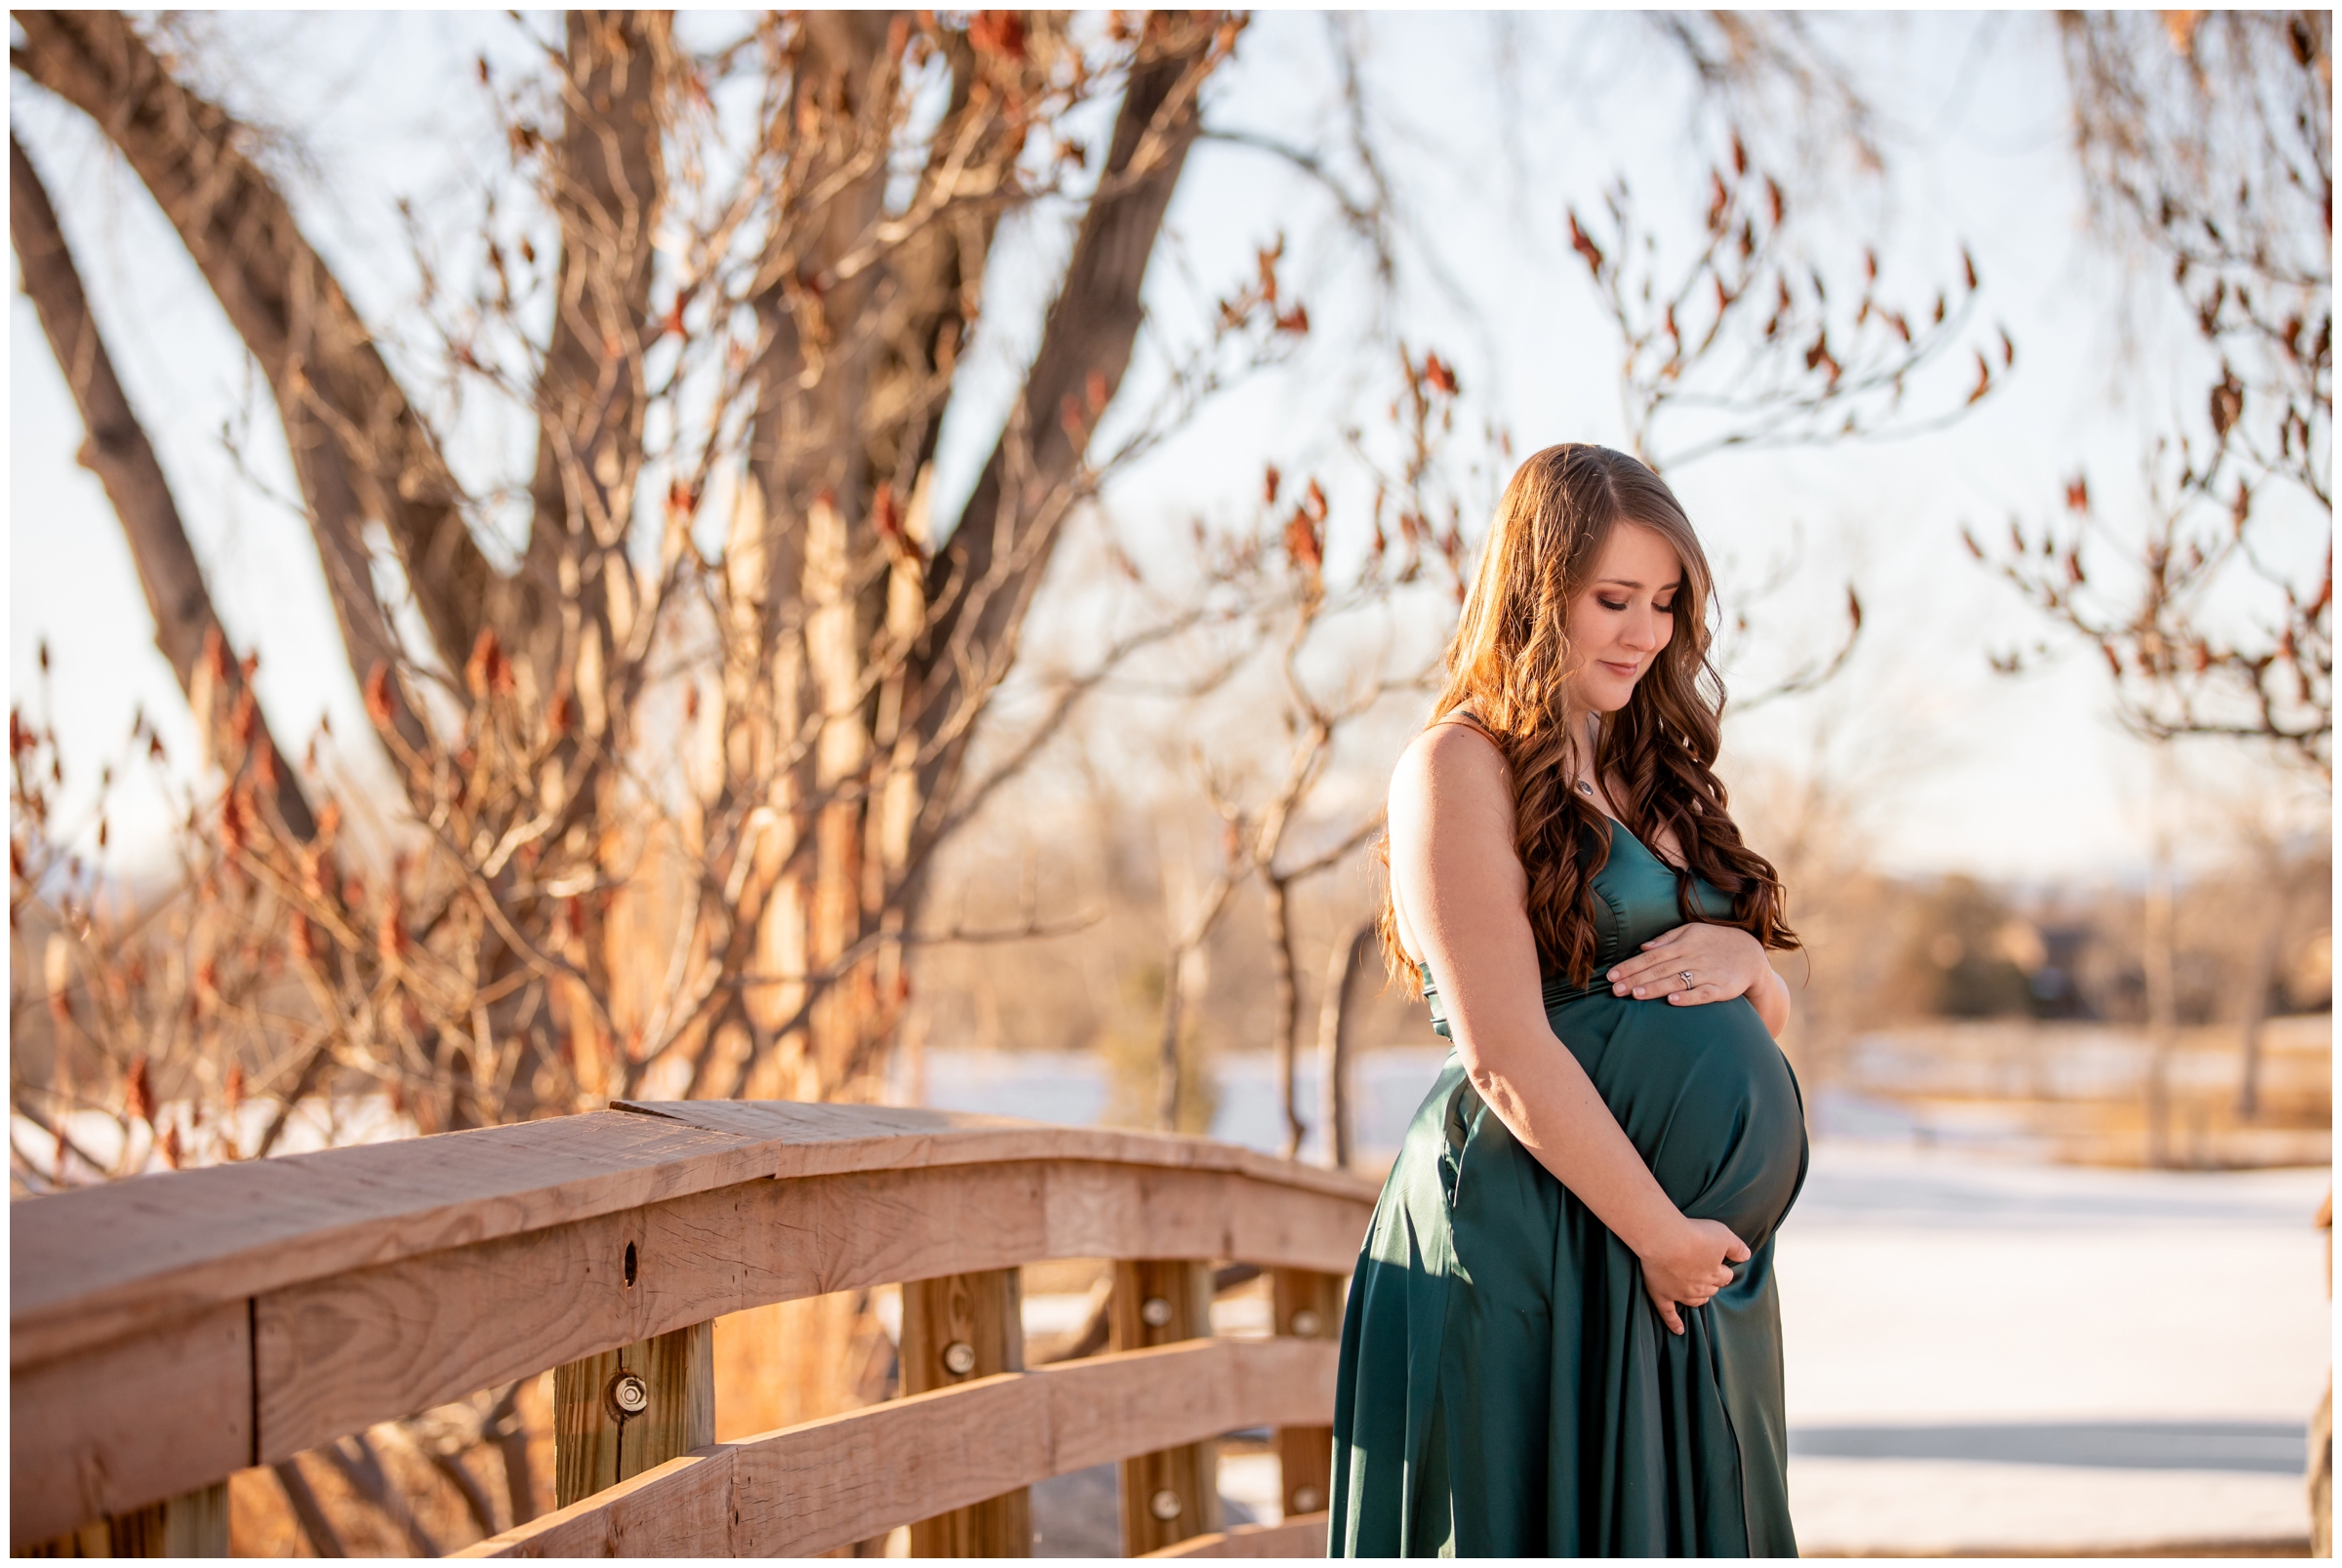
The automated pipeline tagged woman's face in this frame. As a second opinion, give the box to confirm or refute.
[1564,521,1682,715]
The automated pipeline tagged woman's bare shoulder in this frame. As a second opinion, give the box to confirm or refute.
[1392,714,1514,824]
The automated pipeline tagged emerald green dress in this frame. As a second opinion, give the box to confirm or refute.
[1329,823,1808,1557]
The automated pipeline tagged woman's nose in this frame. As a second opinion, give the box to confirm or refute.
[1621,610,1659,651]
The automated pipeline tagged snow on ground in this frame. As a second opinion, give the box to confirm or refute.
[1778,1141,2330,1552]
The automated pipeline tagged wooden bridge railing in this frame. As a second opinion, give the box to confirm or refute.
[11,1100,1379,1557]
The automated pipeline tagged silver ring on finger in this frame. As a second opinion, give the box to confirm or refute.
[1678,970,1694,988]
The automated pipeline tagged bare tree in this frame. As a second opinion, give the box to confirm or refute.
[10,10,1287,1147]
[1974,12,2332,775]
[1250,349,1474,1156]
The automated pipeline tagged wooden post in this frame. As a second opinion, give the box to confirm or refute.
[554,1321,714,1508]
[1271,1268,1343,1520]
[27,1483,229,1557]
[901,1268,1031,1555]
[1111,1259,1219,1555]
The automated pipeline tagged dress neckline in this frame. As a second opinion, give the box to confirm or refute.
[1411,817,1683,984]
[1597,812,1683,873]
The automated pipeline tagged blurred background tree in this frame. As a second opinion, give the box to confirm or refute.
[1976,11,2331,773]
[1966,10,2330,1165]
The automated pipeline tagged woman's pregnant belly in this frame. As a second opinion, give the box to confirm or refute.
[1549,991,1808,1251]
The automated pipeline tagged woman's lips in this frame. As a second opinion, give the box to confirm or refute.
[1599,659,1639,678]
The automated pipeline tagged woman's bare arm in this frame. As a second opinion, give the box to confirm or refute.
[1748,964,1792,1038]
[1389,724,1746,1332]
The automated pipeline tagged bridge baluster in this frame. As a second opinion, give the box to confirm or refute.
[554,1320,714,1508]
[1272,1267,1344,1527]
[903,1267,1033,1555]
[25,1483,228,1558]
[1111,1259,1220,1555]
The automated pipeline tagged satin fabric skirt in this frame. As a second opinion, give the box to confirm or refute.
[1327,988,1809,1557]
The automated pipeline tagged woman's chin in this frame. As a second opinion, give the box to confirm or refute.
[1575,681,1637,714]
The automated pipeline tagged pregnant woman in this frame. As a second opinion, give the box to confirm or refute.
[1330,444,1809,1556]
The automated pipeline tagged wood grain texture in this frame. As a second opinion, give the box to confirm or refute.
[9,1303,249,1549]
[456,1336,1337,1558]
[1042,1164,1366,1276]
[21,1482,231,1558]
[1112,1261,1220,1556]
[902,1268,1030,1555]
[617,1102,1378,1205]
[18,1103,1376,1370]
[1141,1512,1331,1558]
[19,1521,110,1558]
[554,1321,713,1508]
[254,1156,1363,1462]
[12,1110,763,1367]
[1271,1268,1345,1519]
[461,1446,740,1557]
[254,1161,1047,1462]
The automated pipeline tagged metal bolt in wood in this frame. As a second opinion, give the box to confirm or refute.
[901,1269,1031,1554]
[1111,1260,1220,1554]
[1272,1267,1345,1524]
[554,1321,714,1508]
[607,1372,650,1417]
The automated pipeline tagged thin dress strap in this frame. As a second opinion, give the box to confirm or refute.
[1428,710,1501,746]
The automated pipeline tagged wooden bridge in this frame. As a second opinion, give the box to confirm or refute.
[12,1101,1378,1557]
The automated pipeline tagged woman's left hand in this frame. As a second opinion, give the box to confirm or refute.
[1608,922,1770,1006]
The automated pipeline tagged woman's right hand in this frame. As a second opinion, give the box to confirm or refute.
[1637,1217,1751,1335]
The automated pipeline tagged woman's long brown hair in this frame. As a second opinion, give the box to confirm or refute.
[1383,443,1797,985]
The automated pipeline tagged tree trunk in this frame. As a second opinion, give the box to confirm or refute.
[1265,877,1307,1158]
[908,20,1222,843]
[2143,836,2178,1168]
[2235,899,2285,1121]
[2235,848,2298,1122]
[518,11,668,704]
[1315,922,1377,1170]
[1155,941,1190,1134]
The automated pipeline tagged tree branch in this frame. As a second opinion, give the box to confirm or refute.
[10,131,318,841]
[911,16,1227,840]
[13,12,495,695]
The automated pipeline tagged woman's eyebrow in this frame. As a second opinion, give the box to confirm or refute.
[1593,577,1685,591]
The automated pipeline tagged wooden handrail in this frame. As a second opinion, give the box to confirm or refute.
[458,1337,1335,1557]
[11,1101,1376,1553]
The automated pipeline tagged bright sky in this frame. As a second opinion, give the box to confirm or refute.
[8,12,2324,888]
